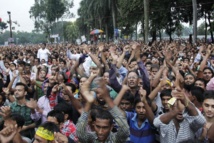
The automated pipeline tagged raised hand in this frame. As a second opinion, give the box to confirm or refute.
[0,106,11,119]
[0,124,18,143]
[26,98,38,109]
[54,132,68,143]
[139,87,147,103]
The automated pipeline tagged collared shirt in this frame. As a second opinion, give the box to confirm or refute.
[31,95,52,123]
[76,106,130,143]
[154,109,206,143]
[10,101,33,125]
[61,120,78,142]
[126,112,156,143]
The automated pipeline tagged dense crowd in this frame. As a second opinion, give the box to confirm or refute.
[0,40,213,143]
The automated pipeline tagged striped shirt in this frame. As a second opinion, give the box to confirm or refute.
[154,109,206,143]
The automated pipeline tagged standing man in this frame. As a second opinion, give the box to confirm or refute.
[37,43,51,63]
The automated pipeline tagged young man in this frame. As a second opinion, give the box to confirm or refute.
[33,122,69,143]
[154,88,206,142]
[76,75,129,142]
[37,43,51,63]
[197,90,214,142]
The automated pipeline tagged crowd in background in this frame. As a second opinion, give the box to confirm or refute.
[0,40,213,143]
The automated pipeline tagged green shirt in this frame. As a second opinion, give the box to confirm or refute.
[10,101,33,125]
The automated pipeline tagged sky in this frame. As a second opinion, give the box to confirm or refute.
[0,0,80,32]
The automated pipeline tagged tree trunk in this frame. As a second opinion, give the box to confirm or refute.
[105,22,109,42]
[144,0,149,43]
[208,12,214,43]
[205,13,207,43]
[192,0,197,44]
[111,0,117,41]
[159,30,162,41]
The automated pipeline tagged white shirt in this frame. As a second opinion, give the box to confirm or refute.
[37,48,51,62]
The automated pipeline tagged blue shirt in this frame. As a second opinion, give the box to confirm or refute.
[126,112,156,143]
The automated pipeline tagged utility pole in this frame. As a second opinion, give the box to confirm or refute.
[7,11,12,38]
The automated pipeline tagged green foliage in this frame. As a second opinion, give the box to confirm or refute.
[29,0,73,38]
[0,22,8,30]
[0,31,46,44]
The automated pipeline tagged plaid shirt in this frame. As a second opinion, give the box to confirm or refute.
[61,120,78,142]
[76,106,130,143]
[10,101,33,125]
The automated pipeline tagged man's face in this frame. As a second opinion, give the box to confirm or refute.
[33,134,50,143]
[184,74,195,85]
[62,86,72,102]
[194,80,205,89]
[14,85,26,100]
[161,96,171,110]
[79,77,87,87]
[10,64,16,71]
[135,102,146,120]
[119,99,132,111]
[47,116,59,125]
[103,72,109,84]
[203,69,212,81]
[127,72,138,88]
[94,118,113,142]
[203,99,214,119]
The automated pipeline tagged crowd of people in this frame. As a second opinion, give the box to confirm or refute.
[0,40,213,143]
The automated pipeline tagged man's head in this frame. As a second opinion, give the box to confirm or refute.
[47,110,64,128]
[61,83,76,103]
[14,82,27,100]
[134,98,147,121]
[203,67,213,82]
[119,92,134,111]
[127,71,139,88]
[34,122,60,143]
[103,72,110,84]
[42,43,46,49]
[194,78,206,90]
[202,90,214,119]
[189,86,204,104]
[93,109,114,142]
[160,89,172,111]
[54,102,73,121]
[4,113,25,132]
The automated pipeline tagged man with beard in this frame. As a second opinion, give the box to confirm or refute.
[183,73,195,92]
[1,82,36,139]
[154,87,205,143]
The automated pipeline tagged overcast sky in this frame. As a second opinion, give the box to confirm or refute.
[0,0,80,32]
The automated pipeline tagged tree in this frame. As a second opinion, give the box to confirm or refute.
[29,0,73,40]
[0,22,8,31]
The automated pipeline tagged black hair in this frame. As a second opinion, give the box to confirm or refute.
[7,113,25,128]
[47,110,64,124]
[15,82,28,91]
[59,58,66,65]
[0,92,6,104]
[134,96,152,108]
[203,90,214,102]
[65,83,76,93]
[183,57,190,62]
[54,103,73,121]
[151,64,160,70]
[190,86,204,103]
[121,92,134,104]
[160,89,172,99]
[195,78,206,86]
[58,72,68,83]
[203,67,214,77]
[42,42,46,47]
[95,108,113,125]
